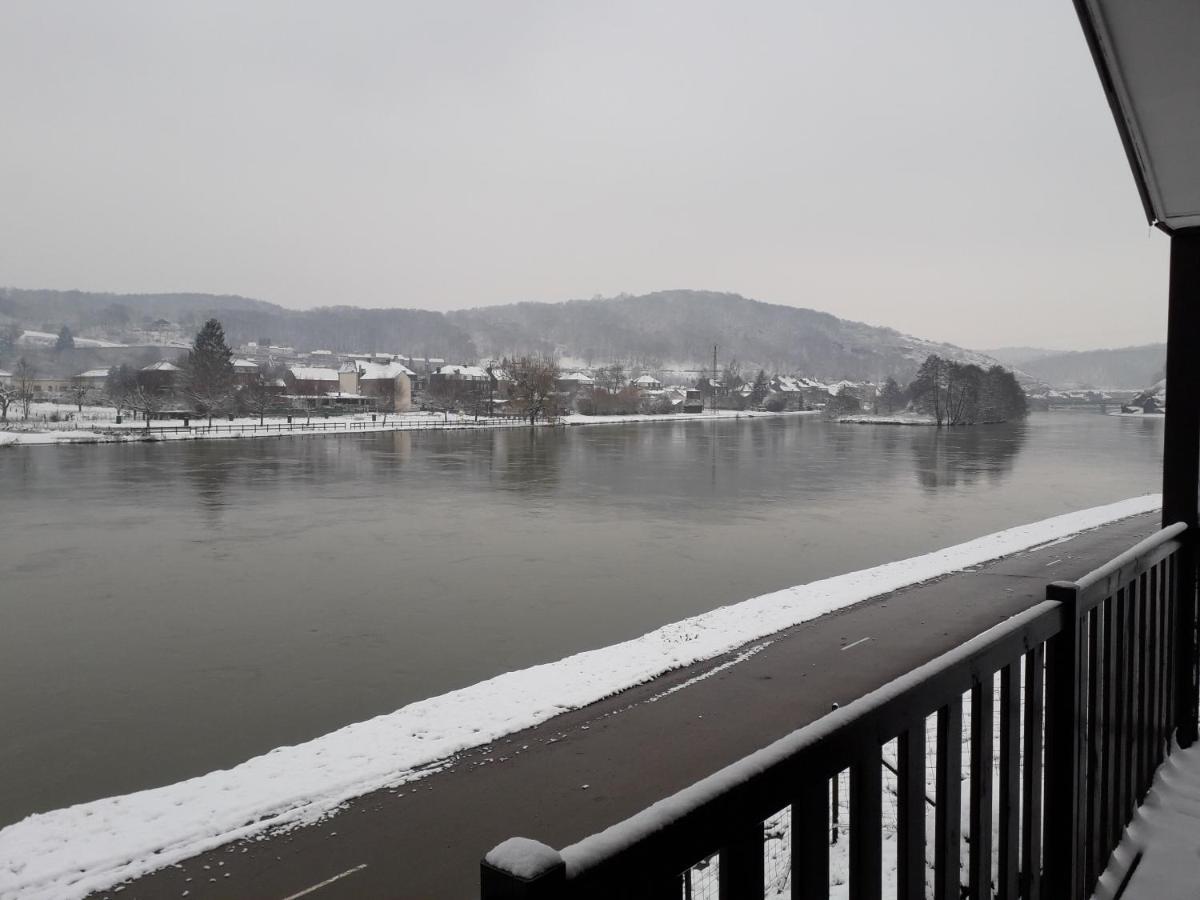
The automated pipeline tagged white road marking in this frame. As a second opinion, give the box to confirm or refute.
[1045,558,1062,567]
[841,637,872,651]
[648,641,774,701]
[281,864,369,900]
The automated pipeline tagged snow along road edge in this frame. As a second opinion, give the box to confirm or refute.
[0,494,1162,899]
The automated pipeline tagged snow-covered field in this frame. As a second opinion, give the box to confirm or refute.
[0,495,1161,899]
[0,405,815,447]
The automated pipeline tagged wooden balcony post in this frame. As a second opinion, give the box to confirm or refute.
[1163,227,1200,748]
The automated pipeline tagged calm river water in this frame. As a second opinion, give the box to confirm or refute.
[0,411,1163,824]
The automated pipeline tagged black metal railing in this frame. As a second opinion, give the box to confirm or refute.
[481,523,1197,900]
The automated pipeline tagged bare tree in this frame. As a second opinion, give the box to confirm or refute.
[909,354,1023,426]
[14,358,35,420]
[67,376,93,413]
[0,382,16,421]
[721,358,744,396]
[909,355,947,426]
[594,364,625,393]
[506,355,560,425]
[130,382,166,428]
[241,375,277,425]
[105,364,138,420]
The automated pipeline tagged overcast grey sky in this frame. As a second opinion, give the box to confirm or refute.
[0,1,1170,351]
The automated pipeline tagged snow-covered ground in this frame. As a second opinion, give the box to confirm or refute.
[0,495,1161,899]
[1093,740,1200,900]
[563,409,815,426]
[0,405,815,447]
[837,414,936,426]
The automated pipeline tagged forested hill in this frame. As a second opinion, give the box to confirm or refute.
[987,343,1165,390]
[448,291,1004,382]
[0,288,477,361]
[2,286,1004,383]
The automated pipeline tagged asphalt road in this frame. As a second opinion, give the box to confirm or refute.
[102,513,1160,900]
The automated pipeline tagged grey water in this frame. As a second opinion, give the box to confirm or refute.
[0,411,1162,824]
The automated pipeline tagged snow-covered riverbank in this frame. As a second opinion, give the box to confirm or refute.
[0,494,1162,900]
[0,407,817,447]
[837,414,936,426]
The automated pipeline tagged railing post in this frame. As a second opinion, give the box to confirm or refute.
[480,838,566,900]
[1162,228,1200,747]
[1044,580,1086,900]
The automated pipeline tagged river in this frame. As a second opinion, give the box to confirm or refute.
[0,410,1163,825]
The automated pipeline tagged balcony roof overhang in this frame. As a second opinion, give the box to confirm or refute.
[1074,0,1200,234]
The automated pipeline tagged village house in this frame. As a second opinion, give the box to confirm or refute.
[286,366,340,396]
[77,368,110,389]
[828,379,877,409]
[337,362,361,395]
[139,360,180,394]
[230,358,260,386]
[30,377,74,398]
[766,375,830,409]
[555,372,595,397]
[357,360,414,412]
[631,374,662,391]
[398,356,446,377]
[428,364,489,406]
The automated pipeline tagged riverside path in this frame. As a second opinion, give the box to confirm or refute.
[109,512,1159,900]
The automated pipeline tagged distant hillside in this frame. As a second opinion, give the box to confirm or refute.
[447,290,1004,383]
[994,344,1166,390]
[984,346,1070,367]
[0,288,477,361]
[2,286,1006,383]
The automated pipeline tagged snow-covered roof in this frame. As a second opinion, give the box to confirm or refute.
[231,358,259,370]
[0,369,11,378]
[559,372,595,384]
[289,366,339,382]
[633,374,662,386]
[359,360,415,380]
[78,369,110,378]
[310,349,333,356]
[141,361,180,372]
[437,364,489,379]
[773,375,829,392]
[826,380,872,396]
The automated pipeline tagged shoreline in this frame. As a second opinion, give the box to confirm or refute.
[0,408,819,448]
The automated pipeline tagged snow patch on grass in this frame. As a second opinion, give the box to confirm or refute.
[0,494,1161,899]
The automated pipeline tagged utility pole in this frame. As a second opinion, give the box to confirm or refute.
[711,344,718,414]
